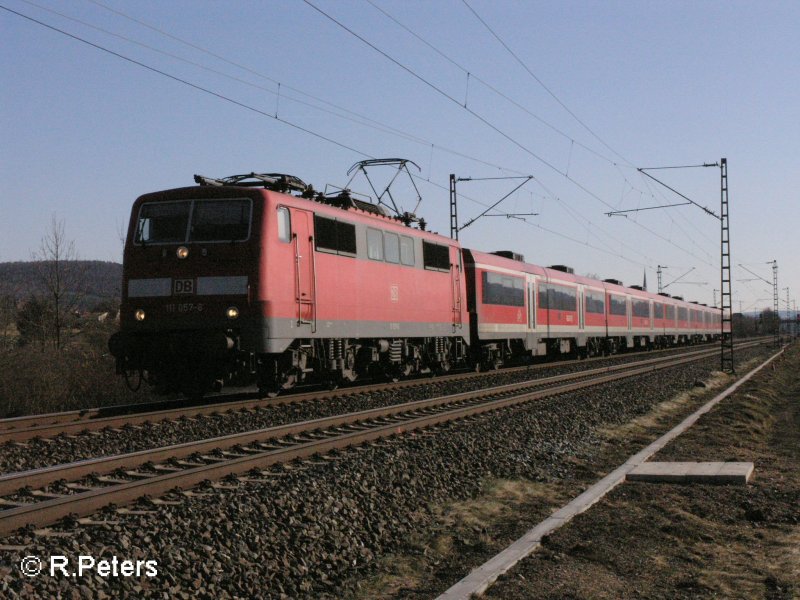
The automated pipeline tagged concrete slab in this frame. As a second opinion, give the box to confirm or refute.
[626,461,692,483]
[716,461,755,484]
[435,349,782,600]
[626,461,753,485]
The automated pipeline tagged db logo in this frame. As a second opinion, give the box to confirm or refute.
[173,279,195,295]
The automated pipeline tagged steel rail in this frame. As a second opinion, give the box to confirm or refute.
[0,349,652,433]
[2,338,761,434]
[0,346,722,496]
[0,341,762,443]
[0,346,741,538]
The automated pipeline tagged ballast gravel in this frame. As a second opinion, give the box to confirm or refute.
[0,347,710,473]
[0,346,770,599]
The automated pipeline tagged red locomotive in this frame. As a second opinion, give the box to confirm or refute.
[109,169,726,398]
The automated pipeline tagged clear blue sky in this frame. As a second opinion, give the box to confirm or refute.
[2,0,798,314]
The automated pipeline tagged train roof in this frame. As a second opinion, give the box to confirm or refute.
[465,248,719,311]
[134,183,461,247]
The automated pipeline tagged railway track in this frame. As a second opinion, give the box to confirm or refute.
[0,343,747,538]
[0,340,763,443]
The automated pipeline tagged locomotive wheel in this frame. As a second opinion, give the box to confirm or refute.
[436,360,452,375]
[123,368,143,392]
[258,372,298,398]
[182,379,209,402]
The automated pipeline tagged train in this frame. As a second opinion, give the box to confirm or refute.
[109,170,727,398]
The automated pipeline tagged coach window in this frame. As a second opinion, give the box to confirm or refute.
[654,303,663,319]
[314,215,357,256]
[633,300,649,318]
[399,235,415,266]
[585,291,605,314]
[609,294,627,316]
[483,272,524,306]
[540,284,576,311]
[277,207,291,243]
[422,241,450,271]
[665,305,676,321]
[367,228,384,261]
[384,232,400,264]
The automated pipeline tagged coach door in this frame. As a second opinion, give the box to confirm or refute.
[528,279,536,329]
[292,209,316,332]
[450,247,463,330]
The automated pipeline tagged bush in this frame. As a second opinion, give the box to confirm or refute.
[0,320,154,417]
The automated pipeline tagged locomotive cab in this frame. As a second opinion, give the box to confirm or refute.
[110,182,266,398]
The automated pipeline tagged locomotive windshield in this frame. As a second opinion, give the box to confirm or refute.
[135,198,252,244]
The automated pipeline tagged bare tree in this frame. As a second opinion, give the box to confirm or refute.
[0,295,17,350]
[31,216,86,349]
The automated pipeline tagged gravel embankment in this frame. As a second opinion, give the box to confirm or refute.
[0,347,712,473]
[0,346,771,599]
[481,344,797,600]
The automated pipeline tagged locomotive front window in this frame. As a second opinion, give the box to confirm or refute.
[136,201,191,244]
[135,198,251,244]
[190,199,251,242]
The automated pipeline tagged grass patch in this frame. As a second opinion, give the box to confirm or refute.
[351,479,570,599]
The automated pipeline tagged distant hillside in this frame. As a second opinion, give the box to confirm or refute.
[0,261,122,309]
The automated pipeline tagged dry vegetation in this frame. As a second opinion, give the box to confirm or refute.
[348,345,796,599]
[0,319,153,418]
[484,344,799,600]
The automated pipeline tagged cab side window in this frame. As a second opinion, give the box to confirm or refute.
[277,206,291,243]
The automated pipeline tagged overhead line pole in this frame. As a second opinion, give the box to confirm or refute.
[622,160,733,372]
[719,159,734,372]
[772,260,779,346]
[449,174,535,240]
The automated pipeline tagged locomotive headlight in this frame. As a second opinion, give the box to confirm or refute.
[176,246,189,259]
[134,309,146,322]
[226,306,240,320]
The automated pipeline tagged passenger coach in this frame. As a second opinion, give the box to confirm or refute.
[462,249,724,368]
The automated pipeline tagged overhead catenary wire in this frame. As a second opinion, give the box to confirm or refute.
[60,0,718,274]
[24,0,518,176]
[460,0,635,169]
[302,0,718,271]
[4,2,721,280]
[0,2,645,271]
[363,0,625,169]
[0,4,369,157]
